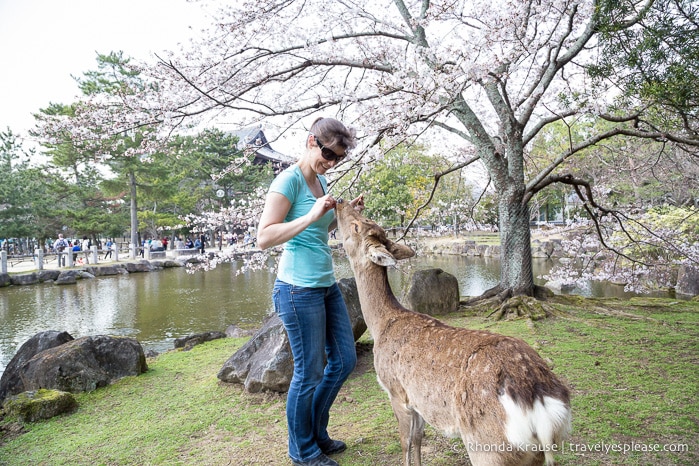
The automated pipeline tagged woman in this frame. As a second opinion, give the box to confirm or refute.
[257,117,362,466]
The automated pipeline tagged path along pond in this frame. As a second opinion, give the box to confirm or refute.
[0,254,653,375]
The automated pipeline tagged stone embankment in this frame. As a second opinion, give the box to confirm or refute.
[0,258,193,288]
[0,249,257,288]
[420,235,699,298]
[419,236,563,259]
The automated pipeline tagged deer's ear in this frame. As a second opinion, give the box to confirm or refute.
[368,245,398,267]
[385,240,415,260]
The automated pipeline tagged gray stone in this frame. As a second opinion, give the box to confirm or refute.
[54,270,81,285]
[531,241,555,259]
[338,277,367,341]
[161,260,185,268]
[83,265,127,276]
[8,335,147,395]
[38,270,61,282]
[403,268,460,316]
[0,272,10,287]
[10,273,40,286]
[0,330,74,403]
[217,313,293,393]
[174,331,227,351]
[124,260,154,273]
[3,389,77,422]
[676,265,699,297]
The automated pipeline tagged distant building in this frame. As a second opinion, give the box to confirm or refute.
[230,125,295,172]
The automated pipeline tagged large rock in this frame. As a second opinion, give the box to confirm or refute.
[337,277,367,340]
[217,313,293,393]
[218,278,366,393]
[10,273,40,286]
[39,270,61,282]
[83,265,128,277]
[4,335,147,397]
[0,330,74,403]
[403,268,460,316]
[54,270,95,285]
[676,265,699,297]
[124,260,154,273]
[2,389,77,422]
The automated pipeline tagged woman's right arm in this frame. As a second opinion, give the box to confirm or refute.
[257,192,336,250]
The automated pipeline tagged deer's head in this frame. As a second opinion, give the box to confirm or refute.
[335,198,415,267]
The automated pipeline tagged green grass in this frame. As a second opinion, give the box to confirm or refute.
[1,297,697,465]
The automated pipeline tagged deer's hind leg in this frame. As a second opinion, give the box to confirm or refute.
[390,396,425,465]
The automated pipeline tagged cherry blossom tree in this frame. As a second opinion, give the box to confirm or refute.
[36,0,699,302]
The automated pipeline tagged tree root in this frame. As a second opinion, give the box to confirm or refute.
[462,285,563,321]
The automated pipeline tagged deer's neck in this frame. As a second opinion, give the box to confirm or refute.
[352,263,404,338]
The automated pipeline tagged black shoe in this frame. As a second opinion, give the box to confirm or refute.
[319,439,347,456]
[291,453,339,466]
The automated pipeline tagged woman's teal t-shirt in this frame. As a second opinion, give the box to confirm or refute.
[269,165,336,288]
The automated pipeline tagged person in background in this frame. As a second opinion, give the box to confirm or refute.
[256,117,364,466]
[104,238,114,259]
[54,234,68,266]
[72,240,81,263]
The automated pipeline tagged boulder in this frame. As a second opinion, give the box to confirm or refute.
[337,277,367,341]
[403,268,460,316]
[160,260,186,268]
[83,265,128,277]
[4,335,147,396]
[531,241,555,259]
[174,331,227,351]
[54,270,94,285]
[124,260,154,273]
[217,313,293,393]
[0,330,75,403]
[10,273,40,286]
[38,270,61,282]
[2,389,77,422]
[676,265,699,297]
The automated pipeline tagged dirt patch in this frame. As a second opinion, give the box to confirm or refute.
[0,420,25,447]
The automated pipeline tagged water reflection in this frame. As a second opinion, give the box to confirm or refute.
[0,254,651,375]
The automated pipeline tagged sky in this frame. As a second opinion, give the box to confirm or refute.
[0,0,209,140]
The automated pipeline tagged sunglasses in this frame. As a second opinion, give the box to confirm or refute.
[313,135,346,162]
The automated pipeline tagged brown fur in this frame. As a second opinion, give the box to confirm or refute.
[335,200,571,466]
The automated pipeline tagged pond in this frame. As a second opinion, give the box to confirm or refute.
[0,253,649,375]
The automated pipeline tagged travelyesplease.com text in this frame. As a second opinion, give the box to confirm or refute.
[464,441,689,455]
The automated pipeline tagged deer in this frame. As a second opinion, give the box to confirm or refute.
[334,198,571,466]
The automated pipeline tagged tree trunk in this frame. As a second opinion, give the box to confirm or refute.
[498,189,534,297]
[129,170,139,255]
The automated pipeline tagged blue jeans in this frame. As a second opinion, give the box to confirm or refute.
[273,279,357,462]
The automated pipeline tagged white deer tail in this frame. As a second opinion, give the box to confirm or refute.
[500,393,572,465]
